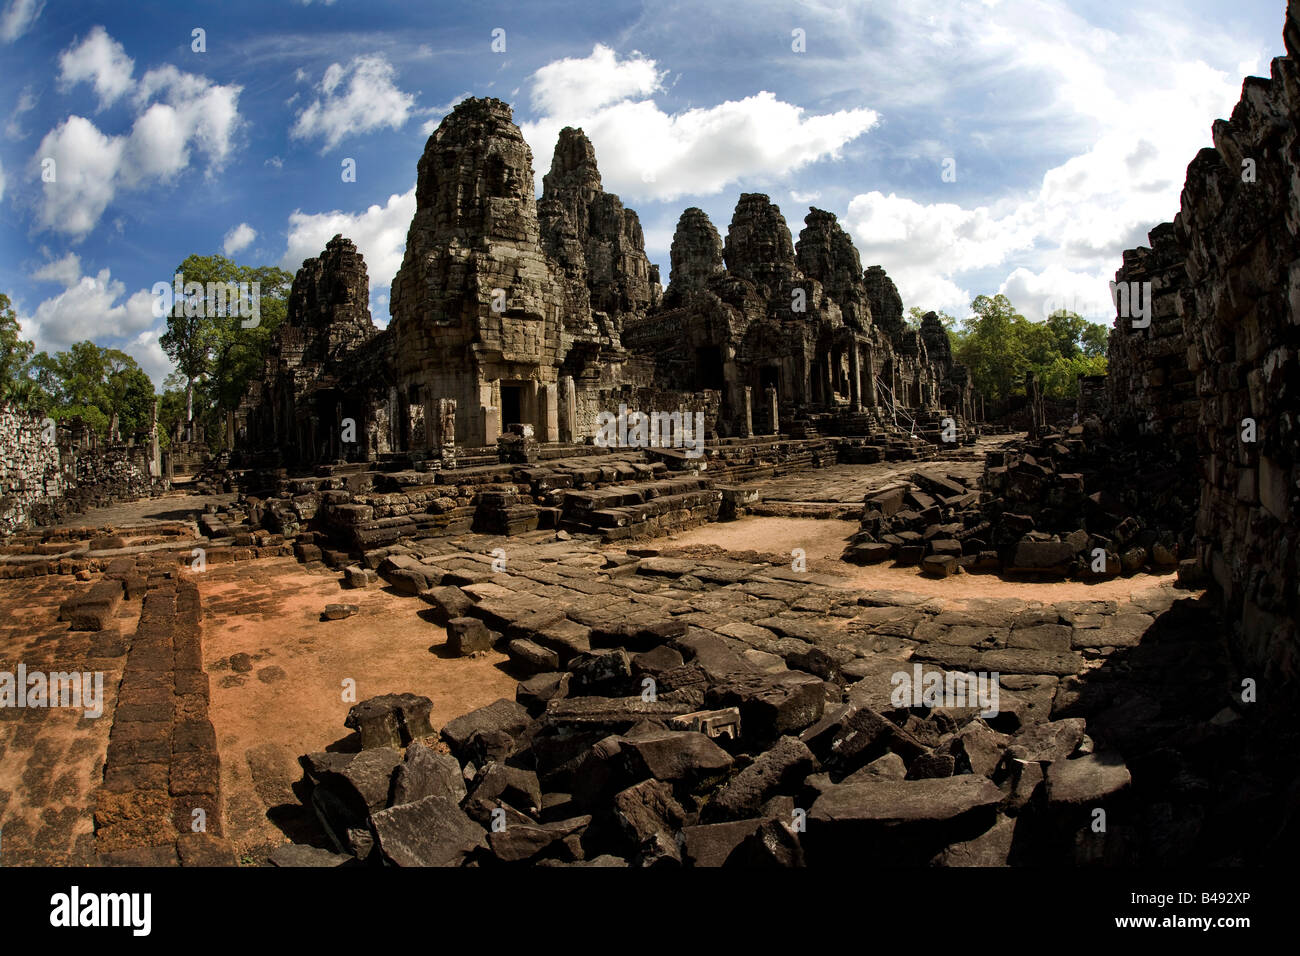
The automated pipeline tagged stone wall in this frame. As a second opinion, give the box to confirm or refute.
[1106,222,1198,445]
[1105,4,1300,688]
[0,406,167,535]
[1176,13,1300,687]
[0,406,64,535]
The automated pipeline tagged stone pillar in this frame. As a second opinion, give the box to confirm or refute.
[860,349,874,408]
[559,375,576,443]
[149,398,161,478]
[824,360,835,405]
[739,386,754,437]
[849,345,863,412]
[435,398,456,456]
[481,405,500,446]
[539,384,559,443]
[408,402,427,450]
[765,386,779,435]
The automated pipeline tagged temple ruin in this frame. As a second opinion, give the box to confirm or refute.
[236,97,976,466]
[3,6,1299,874]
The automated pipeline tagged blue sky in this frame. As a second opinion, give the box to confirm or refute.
[0,0,1287,386]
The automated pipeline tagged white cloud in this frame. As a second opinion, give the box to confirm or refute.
[222,223,257,256]
[520,45,878,203]
[282,187,417,318]
[998,264,1115,323]
[31,252,82,288]
[789,189,821,204]
[33,116,126,237]
[58,25,135,109]
[21,267,157,353]
[529,44,663,116]
[291,54,415,151]
[838,4,1250,321]
[0,0,43,43]
[125,327,174,387]
[6,85,37,139]
[33,34,244,241]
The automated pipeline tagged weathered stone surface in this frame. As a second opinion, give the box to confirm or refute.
[371,795,486,866]
[344,694,434,750]
[1044,753,1131,806]
[441,698,531,756]
[704,736,817,821]
[391,741,466,806]
[705,671,825,744]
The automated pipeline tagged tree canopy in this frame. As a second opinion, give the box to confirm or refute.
[157,254,291,448]
[942,295,1109,401]
[158,254,291,436]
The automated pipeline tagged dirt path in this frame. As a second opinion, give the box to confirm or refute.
[197,558,517,860]
[660,515,1180,604]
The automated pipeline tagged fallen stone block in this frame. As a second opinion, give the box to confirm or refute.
[704,735,817,821]
[705,671,826,745]
[344,694,434,750]
[446,616,496,656]
[322,603,358,621]
[806,775,1003,865]
[507,638,560,675]
[371,795,486,866]
[618,730,733,793]
[391,741,466,806]
[442,698,531,757]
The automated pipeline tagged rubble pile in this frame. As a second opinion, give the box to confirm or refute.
[275,537,1282,866]
[845,424,1198,580]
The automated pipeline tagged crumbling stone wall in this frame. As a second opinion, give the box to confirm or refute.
[1105,4,1300,687]
[1107,222,1197,445]
[0,406,167,534]
[1176,16,1300,686]
[0,406,64,534]
[239,235,381,466]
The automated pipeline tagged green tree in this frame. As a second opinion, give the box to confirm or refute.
[159,255,290,445]
[953,294,1030,402]
[1039,353,1109,398]
[1080,322,1108,357]
[952,299,1111,402]
[0,292,35,405]
[25,342,155,439]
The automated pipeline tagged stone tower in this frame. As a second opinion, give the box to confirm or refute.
[389,97,566,448]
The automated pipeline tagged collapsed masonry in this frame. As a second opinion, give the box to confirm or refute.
[0,405,168,535]
[235,98,976,467]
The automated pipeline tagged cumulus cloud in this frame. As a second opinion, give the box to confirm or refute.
[34,31,243,240]
[838,4,1251,319]
[519,45,878,203]
[998,265,1116,323]
[291,54,415,151]
[222,223,257,256]
[31,252,82,288]
[0,0,43,43]
[22,267,157,352]
[282,187,417,319]
[124,327,174,387]
[529,44,662,116]
[33,116,126,237]
[58,25,135,109]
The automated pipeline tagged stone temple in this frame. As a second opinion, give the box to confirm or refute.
[5,7,1300,872]
[235,97,976,464]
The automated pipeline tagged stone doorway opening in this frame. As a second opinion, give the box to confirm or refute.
[501,384,524,429]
